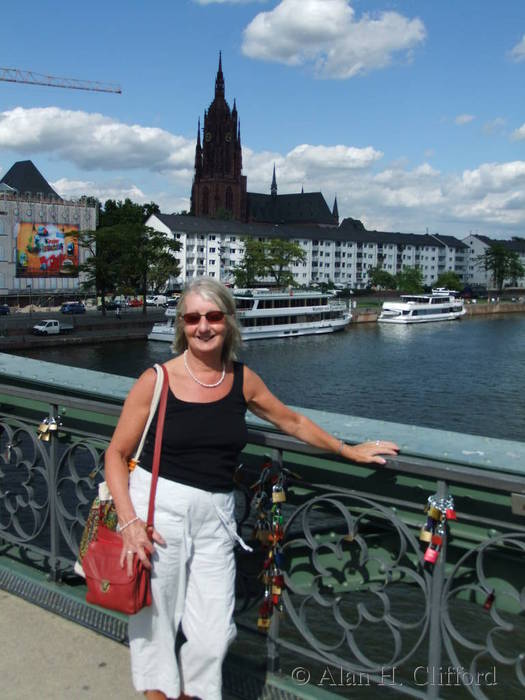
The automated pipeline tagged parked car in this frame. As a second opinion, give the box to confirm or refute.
[97,301,119,311]
[163,298,180,308]
[61,302,86,314]
[128,298,143,307]
[0,304,10,315]
[146,295,167,307]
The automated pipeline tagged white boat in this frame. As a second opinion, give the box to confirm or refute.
[378,288,466,324]
[148,289,351,342]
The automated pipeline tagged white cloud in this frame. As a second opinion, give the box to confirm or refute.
[511,123,525,141]
[242,0,426,79]
[509,34,525,62]
[455,114,475,126]
[483,117,506,135]
[0,107,194,173]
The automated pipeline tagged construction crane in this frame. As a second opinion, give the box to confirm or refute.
[0,67,121,94]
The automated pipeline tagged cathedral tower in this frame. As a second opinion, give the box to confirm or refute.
[190,54,247,220]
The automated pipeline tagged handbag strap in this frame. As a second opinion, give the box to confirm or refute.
[146,364,169,529]
[131,363,164,465]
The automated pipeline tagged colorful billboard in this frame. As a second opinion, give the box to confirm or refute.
[15,222,79,278]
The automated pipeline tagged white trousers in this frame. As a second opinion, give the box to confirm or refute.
[128,466,237,700]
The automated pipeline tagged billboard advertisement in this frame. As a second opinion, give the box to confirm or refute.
[15,222,79,278]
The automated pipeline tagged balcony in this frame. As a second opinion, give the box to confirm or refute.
[0,356,524,699]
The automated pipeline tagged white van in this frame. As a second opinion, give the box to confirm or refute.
[146,295,167,307]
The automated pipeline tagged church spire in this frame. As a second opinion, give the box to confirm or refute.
[271,164,277,197]
[215,51,225,97]
[332,195,339,222]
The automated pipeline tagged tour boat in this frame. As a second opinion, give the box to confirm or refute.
[378,289,466,324]
[148,289,351,342]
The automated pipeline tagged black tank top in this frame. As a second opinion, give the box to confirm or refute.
[139,361,248,493]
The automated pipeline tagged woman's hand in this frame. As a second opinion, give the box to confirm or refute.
[119,519,166,576]
[346,440,399,465]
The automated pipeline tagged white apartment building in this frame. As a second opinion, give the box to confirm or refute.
[463,234,525,288]
[148,213,473,290]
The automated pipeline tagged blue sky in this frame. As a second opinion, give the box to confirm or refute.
[1,0,524,238]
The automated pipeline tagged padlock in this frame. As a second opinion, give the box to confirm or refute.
[445,508,456,520]
[47,419,58,432]
[419,526,432,543]
[272,593,280,605]
[424,544,440,564]
[272,584,282,595]
[427,505,442,521]
[272,485,286,503]
[38,429,51,442]
[483,590,495,611]
[257,616,271,630]
[431,533,443,546]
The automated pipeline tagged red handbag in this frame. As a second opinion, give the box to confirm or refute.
[83,365,169,614]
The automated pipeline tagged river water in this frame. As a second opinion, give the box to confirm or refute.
[12,314,525,442]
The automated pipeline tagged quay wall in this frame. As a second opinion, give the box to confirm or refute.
[0,309,164,351]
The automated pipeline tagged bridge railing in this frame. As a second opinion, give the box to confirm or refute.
[0,355,524,700]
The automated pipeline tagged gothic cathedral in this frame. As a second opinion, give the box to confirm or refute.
[190,53,247,220]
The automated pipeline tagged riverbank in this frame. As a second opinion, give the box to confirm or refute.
[0,308,165,351]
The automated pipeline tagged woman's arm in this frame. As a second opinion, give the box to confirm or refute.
[243,367,399,465]
[105,367,165,571]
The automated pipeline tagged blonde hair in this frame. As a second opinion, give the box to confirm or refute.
[173,277,242,362]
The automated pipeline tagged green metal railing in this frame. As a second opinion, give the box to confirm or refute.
[0,353,524,700]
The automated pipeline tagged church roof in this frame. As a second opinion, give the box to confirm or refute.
[0,160,62,200]
[247,191,336,225]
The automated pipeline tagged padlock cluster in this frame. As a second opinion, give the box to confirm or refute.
[252,457,289,631]
[37,416,62,441]
[420,494,456,565]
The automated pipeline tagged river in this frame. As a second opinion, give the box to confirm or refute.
[12,314,525,442]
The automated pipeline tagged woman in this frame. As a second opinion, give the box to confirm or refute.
[105,277,398,700]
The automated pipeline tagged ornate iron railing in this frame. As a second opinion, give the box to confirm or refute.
[0,380,524,700]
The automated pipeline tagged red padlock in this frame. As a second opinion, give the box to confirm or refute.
[431,533,443,546]
[424,544,440,564]
[446,508,457,520]
[483,590,495,611]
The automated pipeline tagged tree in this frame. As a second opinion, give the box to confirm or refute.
[396,267,424,293]
[78,226,126,314]
[477,243,525,292]
[232,238,306,288]
[369,266,397,290]
[434,271,462,291]
[263,239,306,287]
[232,238,266,288]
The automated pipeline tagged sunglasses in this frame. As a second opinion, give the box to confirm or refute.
[182,310,227,325]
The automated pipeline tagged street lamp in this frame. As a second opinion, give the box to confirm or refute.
[26,283,32,317]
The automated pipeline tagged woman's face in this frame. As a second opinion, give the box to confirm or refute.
[182,292,227,356]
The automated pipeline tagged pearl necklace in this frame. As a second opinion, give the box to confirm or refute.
[183,350,226,388]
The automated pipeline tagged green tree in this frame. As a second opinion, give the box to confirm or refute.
[232,238,266,288]
[78,226,125,314]
[477,243,525,292]
[396,267,424,293]
[369,266,397,290]
[263,238,306,287]
[434,271,462,291]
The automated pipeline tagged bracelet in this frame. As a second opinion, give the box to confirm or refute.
[117,516,140,533]
[337,439,346,455]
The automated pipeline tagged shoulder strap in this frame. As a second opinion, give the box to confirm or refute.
[146,364,169,529]
[131,364,164,464]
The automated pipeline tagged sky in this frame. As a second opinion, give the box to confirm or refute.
[1,0,524,239]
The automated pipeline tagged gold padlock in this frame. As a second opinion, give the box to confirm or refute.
[39,431,51,442]
[272,585,282,595]
[37,422,49,434]
[272,486,286,503]
[47,420,58,432]
[257,616,271,630]
[427,505,442,521]
[419,527,432,543]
